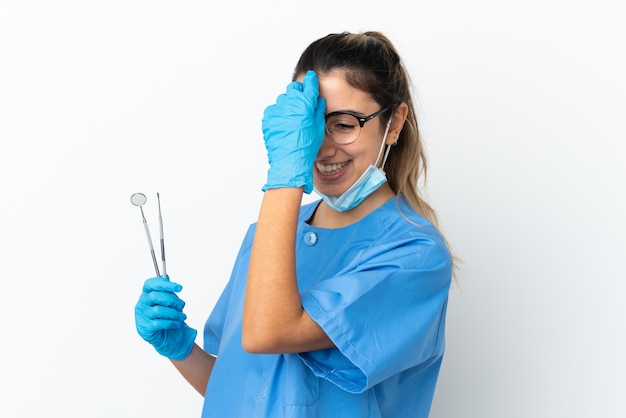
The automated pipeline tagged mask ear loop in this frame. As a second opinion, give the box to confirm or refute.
[376,118,393,172]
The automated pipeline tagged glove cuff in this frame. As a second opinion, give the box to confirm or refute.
[157,326,198,361]
[262,167,313,194]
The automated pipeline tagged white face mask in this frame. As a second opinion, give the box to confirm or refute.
[314,119,392,212]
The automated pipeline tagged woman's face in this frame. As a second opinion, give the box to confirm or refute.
[311,70,390,197]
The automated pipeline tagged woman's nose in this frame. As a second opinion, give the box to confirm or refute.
[316,132,338,157]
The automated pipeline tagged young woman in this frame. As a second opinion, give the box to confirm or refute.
[135,31,454,417]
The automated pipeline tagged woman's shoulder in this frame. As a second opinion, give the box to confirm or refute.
[371,197,450,257]
[367,199,451,273]
[374,196,438,233]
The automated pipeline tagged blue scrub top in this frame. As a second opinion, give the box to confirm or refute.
[202,196,452,417]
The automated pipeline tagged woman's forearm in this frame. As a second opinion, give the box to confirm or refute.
[243,188,333,354]
[170,343,216,396]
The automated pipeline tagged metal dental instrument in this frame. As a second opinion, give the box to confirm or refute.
[131,192,165,277]
[157,192,167,277]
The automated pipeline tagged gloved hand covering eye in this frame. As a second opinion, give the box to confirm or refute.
[261,70,326,194]
[135,275,197,361]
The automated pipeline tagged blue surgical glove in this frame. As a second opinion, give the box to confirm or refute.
[262,70,326,193]
[134,276,197,361]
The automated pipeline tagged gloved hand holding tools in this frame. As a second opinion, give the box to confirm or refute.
[135,275,197,361]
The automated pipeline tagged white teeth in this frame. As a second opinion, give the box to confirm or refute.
[316,161,348,175]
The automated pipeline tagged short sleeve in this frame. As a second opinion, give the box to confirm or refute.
[203,278,234,356]
[299,233,452,394]
[203,225,256,356]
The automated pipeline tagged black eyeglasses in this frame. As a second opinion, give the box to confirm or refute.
[324,107,389,145]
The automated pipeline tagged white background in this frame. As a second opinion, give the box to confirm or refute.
[1,1,624,417]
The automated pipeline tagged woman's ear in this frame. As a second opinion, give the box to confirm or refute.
[386,102,409,144]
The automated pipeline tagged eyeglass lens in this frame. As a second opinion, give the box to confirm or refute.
[325,114,363,145]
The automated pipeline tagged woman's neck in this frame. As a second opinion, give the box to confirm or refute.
[309,183,395,229]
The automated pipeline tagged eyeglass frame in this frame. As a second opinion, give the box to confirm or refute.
[324,106,390,145]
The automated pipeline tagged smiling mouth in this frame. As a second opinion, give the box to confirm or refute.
[316,161,349,175]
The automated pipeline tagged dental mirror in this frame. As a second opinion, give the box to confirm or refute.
[131,192,161,277]
[130,192,147,206]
